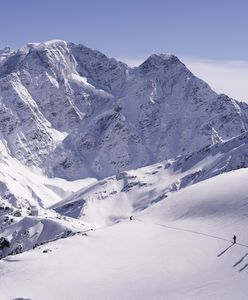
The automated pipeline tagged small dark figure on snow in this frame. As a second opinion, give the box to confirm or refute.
[233,235,237,244]
[130,216,133,221]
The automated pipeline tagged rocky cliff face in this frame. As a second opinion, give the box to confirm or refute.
[0,40,248,180]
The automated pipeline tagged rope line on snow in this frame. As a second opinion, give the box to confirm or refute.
[133,218,248,248]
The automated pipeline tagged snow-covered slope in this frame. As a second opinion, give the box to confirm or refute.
[0,138,96,258]
[52,130,248,226]
[1,168,248,300]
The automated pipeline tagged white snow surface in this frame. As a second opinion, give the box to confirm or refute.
[1,168,248,300]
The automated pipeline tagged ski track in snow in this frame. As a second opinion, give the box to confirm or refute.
[134,218,248,248]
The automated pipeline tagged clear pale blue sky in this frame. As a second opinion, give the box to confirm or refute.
[0,0,248,60]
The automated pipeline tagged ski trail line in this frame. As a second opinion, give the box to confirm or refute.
[134,218,248,248]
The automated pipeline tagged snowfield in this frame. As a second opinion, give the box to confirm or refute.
[1,168,248,300]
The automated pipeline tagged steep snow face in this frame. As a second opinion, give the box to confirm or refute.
[1,40,248,179]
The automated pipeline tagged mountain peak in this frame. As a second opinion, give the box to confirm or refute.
[137,53,183,74]
[149,53,178,61]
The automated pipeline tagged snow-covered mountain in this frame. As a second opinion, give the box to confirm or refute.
[1,40,248,181]
[1,40,248,298]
